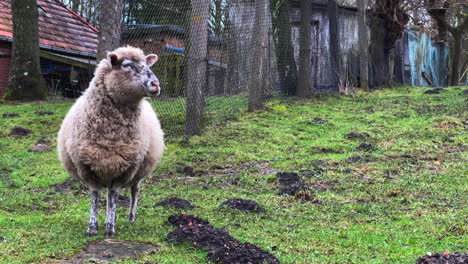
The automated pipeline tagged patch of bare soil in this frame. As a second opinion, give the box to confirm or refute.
[2,113,20,118]
[101,194,131,208]
[9,126,32,137]
[311,180,339,191]
[182,166,195,177]
[346,154,376,164]
[28,144,52,152]
[416,252,468,264]
[53,239,159,263]
[300,167,324,178]
[356,143,376,151]
[276,172,309,196]
[35,110,54,115]
[345,132,370,140]
[311,147,343,154]
[461,89,468,95]
[220,198,265,213]
[155,197,195,210]
[308,117,328,125]
[48,178,86,195]
[423,88,443,94]
[37,137,51,144]
[166,214,279,264]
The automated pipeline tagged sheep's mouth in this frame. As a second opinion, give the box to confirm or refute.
[145,81,160,97]
[142,85,160,97]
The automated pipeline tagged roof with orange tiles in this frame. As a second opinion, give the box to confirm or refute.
[0,0,98,57]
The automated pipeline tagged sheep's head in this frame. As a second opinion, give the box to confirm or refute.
[103,46,161,101]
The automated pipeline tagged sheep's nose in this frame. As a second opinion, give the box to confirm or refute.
[148,81,160,96]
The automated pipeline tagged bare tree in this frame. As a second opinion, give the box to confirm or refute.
[272,0,298,95]
[369,0,409,88]
[249,0,269,111]
[6,0,47,101]
[328,0,341,92]
[357,0,369,91]
[96,0,124,62]
[185,0,210,136]
[426,0,468,85]
[298,0,312,97]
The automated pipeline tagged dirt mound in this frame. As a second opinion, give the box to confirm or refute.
[276,172,308,195]
[155,197,195,210]
[37,137,51,144]
[345,132,370,140]
[54,239,159,263]
[416,252,467,264]
[424,88,443,94]
[309,117,328,125]
[182,166,196,177]
[356,143,376,151]
[220,198,265,213]
[35,110,54,115]
[208,241,280,264]
[168,214,210,226]
[166,214,279,264]
[9,127,32,137]
[2,113,20,118]
[28,144,52,152]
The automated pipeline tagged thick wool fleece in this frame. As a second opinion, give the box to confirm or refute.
[57,47,164,189]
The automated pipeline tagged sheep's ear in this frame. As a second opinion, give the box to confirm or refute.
[146,54,158,67]
[108,53,119,67]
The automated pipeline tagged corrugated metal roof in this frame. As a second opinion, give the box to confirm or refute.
[0,0,98,56]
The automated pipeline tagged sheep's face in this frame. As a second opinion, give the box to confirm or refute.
[106,52,160,99]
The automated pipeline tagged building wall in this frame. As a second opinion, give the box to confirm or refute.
[399,30,449,87]
[0,41,12,98]
[290,5,360,90]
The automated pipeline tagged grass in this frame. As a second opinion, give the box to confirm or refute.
[0,86,467,263]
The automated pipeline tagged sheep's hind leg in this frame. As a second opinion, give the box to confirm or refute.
[104,187,120,237]
[86,189,99,236]
[129,182,141,223]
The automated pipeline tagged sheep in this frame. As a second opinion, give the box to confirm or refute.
[57,46,165,237]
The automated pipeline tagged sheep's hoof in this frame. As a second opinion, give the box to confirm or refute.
[86,228,98,237]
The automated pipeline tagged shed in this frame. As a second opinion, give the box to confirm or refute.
[0,0,98,98]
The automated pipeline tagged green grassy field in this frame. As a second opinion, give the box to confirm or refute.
[0,87,466,263]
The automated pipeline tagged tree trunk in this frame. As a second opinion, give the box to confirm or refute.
[185,0,209,137]
[6,0,47,101]
[328,0,341,92]
[369,16,390,88]
[357,0,369,91]
[450,31,462,86]
[96,0,124,62]
[249,0,268,111]
[272,0,297,95]
[297,0,312,97]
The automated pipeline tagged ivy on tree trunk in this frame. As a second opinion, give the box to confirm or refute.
[6,0,47,101]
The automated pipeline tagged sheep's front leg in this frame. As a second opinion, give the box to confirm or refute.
[129,182,141,223]
[104,187,120,237]
[86,189,99,236]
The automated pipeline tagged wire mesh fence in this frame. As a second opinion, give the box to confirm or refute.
[119,0,281,139]
[26,0,455,139]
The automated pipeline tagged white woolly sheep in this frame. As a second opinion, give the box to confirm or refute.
[57,46,165,237]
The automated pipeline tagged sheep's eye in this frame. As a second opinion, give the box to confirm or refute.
[122,64,133,69]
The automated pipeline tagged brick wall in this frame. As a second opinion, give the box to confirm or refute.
[0,41,12,98]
